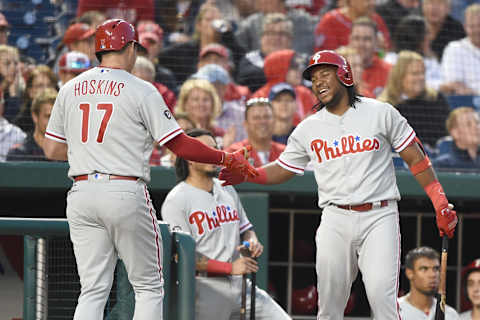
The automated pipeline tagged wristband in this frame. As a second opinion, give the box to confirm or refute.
[409,156,432,176]
[206,259,232,275]
[424,180,448,210]
[248,167,267,184]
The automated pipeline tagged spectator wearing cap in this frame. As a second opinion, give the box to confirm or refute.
[236,13,294,93]
[62,23,97,63]
[158,3,246,88]
[131,56,176,113]
[0,12,10,45]
[136,20,177,94]
[253,49,317,125]
[57,51,90,87]
[226,97,285,166]
[0,88,26,161]
[269,83,297,145]
[192,63,247,148]
[198,43,251,104]
[76,0,154,25]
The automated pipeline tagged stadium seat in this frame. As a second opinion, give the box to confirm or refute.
[446,95,480,111]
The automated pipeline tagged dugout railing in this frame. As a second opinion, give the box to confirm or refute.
[0,218,196,320]
[0,162,479,318]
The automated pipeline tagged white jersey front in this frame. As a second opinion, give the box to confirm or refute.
[398,295,460,319]
[161,178,252,262]
[460,310,472,319]
[46,67,182,182]
[277,97,416,208]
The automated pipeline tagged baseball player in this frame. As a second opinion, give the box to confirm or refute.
[460,259,480,320]
[398,246,459,319]
[161,128,291,320]
[42,19,257,320]
[219,50,458,319]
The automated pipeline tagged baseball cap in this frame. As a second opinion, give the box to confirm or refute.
[269,82,296,101]
[0,12,9,28]
[192,64,230,85]
[199,43,229,59]
[63,23,95,45]
[137,21,163,40]
[59,51,91,73]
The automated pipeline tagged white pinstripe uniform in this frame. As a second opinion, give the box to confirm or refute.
[45,66,182,320]
[276,97,416,319]
[398,296,460,319]
[161,178,291,320]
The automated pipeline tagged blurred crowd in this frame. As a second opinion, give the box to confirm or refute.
[0,0,479,171]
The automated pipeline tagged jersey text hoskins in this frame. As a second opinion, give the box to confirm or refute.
[74,80,125,97]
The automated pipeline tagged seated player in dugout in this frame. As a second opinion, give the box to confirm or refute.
[161,128,291,320]
[460,259,480,319]
[218,50,458,319]
[398,246,459,319]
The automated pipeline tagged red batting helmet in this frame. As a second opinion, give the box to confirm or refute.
[461,258,480,312]
[95,19,140,54]
[292,285,317,314]
[302,50,354,86]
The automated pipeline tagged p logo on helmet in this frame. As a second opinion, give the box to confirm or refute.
[303,50,354,87]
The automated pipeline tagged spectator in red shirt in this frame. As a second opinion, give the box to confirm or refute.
[76,0,154,25]
[226,97,285,167]
[336,46,374,98]
[253,49,317,124]
[348,17,391,97]
[314,0,391,52]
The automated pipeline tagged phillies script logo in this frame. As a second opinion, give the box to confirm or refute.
[310,135,380,163]
[189,205,239,235]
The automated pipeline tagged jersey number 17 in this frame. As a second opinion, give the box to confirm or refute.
[79,103,113,143]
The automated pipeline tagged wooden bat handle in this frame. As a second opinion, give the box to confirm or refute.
[438,235,449,311]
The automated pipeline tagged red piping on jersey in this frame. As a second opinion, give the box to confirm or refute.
[158,128,182,145]
[239,223,252,233]
[395,130,415,152]
[45,131,66,141]
[277,158,304,172]
[395,212,402,320]
[143,185,163,278]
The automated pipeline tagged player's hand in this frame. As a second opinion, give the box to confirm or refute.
[231,257,258,275]
[221,146,259,181]
[435,203,457,239]
[219,167,250,186]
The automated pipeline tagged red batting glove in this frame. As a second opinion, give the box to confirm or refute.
[222,146,259,180]
[219,167,247,186]
[424,180,458,238]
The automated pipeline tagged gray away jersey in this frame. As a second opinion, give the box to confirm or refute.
[161,178,252,262]
[45,67,181,182]
[277,97,416,208]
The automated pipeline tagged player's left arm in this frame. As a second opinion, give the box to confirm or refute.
[43,139,68,161]
[241,229,263,258]
[399,138,458,238]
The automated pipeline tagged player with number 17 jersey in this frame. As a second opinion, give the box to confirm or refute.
[46,66,180,182]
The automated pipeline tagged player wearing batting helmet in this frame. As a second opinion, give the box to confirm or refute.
[219,50,458,319]
[42,18,258,320]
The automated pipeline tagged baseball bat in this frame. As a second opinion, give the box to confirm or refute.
[250,262,256,320]
[434,235,449,320]
[240,241,250,320]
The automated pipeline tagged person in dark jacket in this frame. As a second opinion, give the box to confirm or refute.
[157,3,246,89]
[433,107,480,170]
[376,0,420,37]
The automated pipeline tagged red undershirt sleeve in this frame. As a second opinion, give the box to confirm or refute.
[165,132,224,164]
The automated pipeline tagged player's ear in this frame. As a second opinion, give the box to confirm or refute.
[405,268,414,280]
